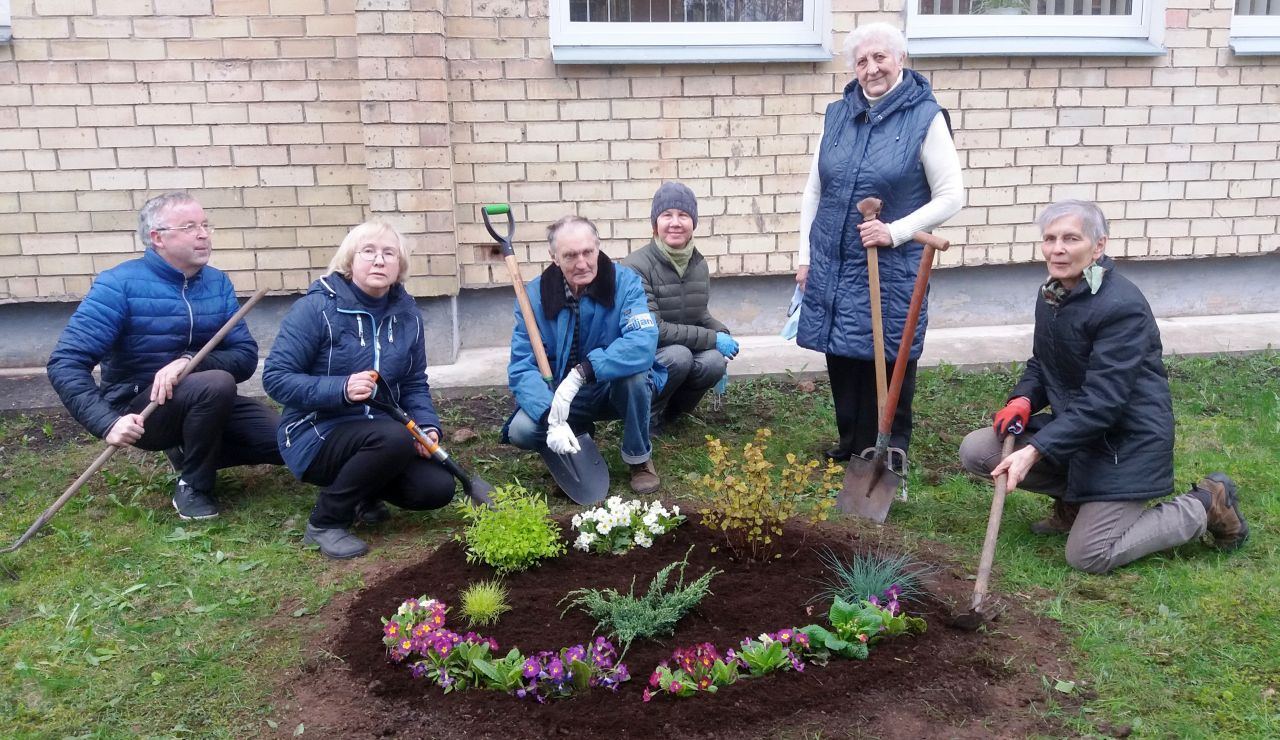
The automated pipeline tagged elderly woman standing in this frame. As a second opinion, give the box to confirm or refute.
[263,222,455,559]
[796,21,964,463]
[622,182,736,433]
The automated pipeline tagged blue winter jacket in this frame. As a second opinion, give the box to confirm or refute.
[798,69,942,361]
[504,253,665,433]
[262,275,440,479]
[47,248,258,439]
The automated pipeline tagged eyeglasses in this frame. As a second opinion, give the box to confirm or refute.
[356,246,400,262]
[156,222,213,235]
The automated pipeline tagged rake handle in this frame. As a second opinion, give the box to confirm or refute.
[971,433,1017,610]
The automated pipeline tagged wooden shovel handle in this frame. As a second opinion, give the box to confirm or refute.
[877,233,949,435]
[971,434,1017,610]
[502,254,554,382]
[856,197,888,416]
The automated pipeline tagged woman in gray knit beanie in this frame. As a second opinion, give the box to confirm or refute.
[622,181,737,433]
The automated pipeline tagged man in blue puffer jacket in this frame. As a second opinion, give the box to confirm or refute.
[503,215,667,495]
[47,192,283,521]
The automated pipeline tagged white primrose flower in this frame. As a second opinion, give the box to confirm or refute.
[571,513,583,528]
[575,532,596,551]
[672,505,680,516]
[634,532,653,548]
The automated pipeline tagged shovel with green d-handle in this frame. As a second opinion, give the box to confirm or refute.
[482,204,610,505]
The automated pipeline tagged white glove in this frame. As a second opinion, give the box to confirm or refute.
[548,366,586,427]
[546,421,581,455]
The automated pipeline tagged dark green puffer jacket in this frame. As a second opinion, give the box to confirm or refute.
[622,240,729,352]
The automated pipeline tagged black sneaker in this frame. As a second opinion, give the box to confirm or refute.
[303,523,369,560]
[354,498,391,526]
[825,446,854,462]
[172,481,218,521]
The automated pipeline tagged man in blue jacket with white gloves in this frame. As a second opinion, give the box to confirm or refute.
[47,192,283,521]
[503,215,667,494]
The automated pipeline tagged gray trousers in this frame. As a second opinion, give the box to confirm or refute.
[959,427,1207,574]
[652,344,727,421]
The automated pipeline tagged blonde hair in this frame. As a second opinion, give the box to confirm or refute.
[326,221,411,284]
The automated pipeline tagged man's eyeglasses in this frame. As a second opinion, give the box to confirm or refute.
[356,246,400,262]
[156,222,213,235]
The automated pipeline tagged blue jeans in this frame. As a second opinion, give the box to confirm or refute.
[507,372,654,465]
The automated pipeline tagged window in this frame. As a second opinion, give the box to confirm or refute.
[906,0,1166,57]
[1230,0,1280,54]
[1,0,11,44]
[550,0,831,63]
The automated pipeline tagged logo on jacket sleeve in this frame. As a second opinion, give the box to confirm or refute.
[624,311,655,331]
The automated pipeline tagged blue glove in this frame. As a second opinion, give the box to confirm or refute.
[715,332,739,359]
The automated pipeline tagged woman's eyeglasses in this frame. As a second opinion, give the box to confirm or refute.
[357,246,400,262]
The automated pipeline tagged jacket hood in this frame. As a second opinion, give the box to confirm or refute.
[843,67,934,122]
[308,273,415,313]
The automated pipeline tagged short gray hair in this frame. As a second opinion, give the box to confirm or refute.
[1036,200,1109,243]
[843,22,908,69]
[546,215,600,253]
[327,221,411,284]
[138,191,200,249]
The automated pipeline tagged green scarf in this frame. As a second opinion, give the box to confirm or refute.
[655,238,694,277]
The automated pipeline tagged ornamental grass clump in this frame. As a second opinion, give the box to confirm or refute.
[560,546,721,651]
[700,428,841,562]
[459,579,511,628]
[572,496,685,554]
[810,546,935,607]
[456,483,565,574]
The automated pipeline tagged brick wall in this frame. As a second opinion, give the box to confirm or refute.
[1,0,1277,302]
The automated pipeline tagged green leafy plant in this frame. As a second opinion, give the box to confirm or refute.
[810,547,935,606]
[699,428,840,561]
[560,547,721,650]
[800,597,927,663]
[456,483,565,574]
[459,580,512,628]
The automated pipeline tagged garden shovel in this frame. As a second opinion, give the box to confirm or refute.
[838,221,951,523]
[482,203,609,506]
[951,432,1018,632]
[365,372,495,508]
[0,288,270,562]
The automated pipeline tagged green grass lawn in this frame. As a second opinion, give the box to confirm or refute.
[1,352,1276,738]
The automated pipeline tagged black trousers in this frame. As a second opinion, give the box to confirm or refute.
[127,369,282,493]
[301,418,456,528]
[825,354,917,457]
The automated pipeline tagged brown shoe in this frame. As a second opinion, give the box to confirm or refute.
[629,459,660,495]
[1200,472,1248,551]
[1029,499,1079,535]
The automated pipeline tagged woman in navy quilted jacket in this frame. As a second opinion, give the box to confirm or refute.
[263,221,453,559]
[795,21,964,469]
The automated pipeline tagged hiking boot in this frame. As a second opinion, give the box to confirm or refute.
[303,523,369,560]
[629,459,660,495]
[1200,472,1249,551]
[354,498,391,526]
[1030,499,1078,535]
[172,481,218,521]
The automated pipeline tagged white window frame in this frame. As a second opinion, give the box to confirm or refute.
[549,0,832,64]
[906,0,1165,57]
[1230,11,1280,55]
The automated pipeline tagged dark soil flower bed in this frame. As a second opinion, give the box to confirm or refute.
[287,518,1075,738]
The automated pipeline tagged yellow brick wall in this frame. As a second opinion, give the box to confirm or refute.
[1,0,1277,300]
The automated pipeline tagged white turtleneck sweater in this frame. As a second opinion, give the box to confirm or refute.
[797,71,965,266]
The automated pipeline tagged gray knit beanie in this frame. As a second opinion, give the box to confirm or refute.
[650,181,698,229]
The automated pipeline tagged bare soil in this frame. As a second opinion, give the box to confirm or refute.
[279,517,1076,739]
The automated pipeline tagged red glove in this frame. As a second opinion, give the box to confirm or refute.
[993,397,1031,437]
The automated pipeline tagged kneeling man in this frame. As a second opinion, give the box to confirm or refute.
[503,215,666,494]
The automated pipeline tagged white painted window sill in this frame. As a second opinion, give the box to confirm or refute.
[1230,37,1280,55]
[909,36,1165,57]
[551,44,832,64]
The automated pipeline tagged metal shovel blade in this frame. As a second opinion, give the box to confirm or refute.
[838,451,902,523]
[540,433,610,505]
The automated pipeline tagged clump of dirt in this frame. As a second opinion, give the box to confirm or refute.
[280,518,1075,739]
